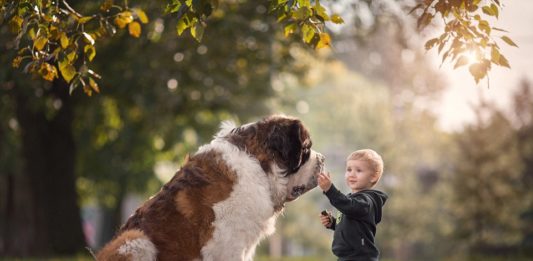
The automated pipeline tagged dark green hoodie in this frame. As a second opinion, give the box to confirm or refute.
[324,184,388,261]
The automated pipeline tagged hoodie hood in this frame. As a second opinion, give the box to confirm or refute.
[360,189,388,224]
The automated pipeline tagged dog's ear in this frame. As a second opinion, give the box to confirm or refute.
[268,120,311,174]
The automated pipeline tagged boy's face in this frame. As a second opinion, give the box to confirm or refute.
[345,159,377,192]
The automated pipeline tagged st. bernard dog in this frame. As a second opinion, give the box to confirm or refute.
[96,115,325,261]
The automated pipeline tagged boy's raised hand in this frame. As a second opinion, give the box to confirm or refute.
[318,172,332,192]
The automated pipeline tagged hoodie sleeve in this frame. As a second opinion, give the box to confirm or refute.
[324,184,370,218]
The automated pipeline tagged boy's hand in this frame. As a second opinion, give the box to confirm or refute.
[320,211,333,228]
[318,172,332,192]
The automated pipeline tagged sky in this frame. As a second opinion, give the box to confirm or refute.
[432,1,533,131]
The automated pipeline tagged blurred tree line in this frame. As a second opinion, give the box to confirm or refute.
[269,60,533,261]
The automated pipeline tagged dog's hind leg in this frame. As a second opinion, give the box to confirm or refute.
[96,229,157,261]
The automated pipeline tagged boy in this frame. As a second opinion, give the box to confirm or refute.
[318,149,388,261]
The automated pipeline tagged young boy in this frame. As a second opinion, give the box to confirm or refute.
[318,149,388,261]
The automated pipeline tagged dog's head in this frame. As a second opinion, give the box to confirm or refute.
[222,115,325,206]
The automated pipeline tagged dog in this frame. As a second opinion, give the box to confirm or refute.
[96,115,325,261]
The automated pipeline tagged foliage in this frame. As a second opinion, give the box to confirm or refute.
[1,0,517,91]
[448,82,533,254]
[411,0,517,83]
[0,0,339,93]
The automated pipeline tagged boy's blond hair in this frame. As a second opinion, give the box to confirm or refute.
[346,149,384,187]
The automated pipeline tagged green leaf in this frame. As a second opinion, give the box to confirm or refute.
[84,45,96,62]
[78,16,93,24]
[501,36,518,47]
[313,4,329,21]
[176,19,188,36]
[301,24,314,43]
[59,59,77,83]
[191,23,204,42]
[292,6,311,20]
[284,23,297,37]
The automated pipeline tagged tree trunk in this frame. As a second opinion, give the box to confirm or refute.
[10,79,85,256]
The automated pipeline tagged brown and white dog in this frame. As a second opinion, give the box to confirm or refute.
[96,115,325,261]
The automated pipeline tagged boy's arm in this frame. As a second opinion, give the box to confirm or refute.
[324,184,371,218]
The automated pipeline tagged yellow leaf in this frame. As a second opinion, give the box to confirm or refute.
[89,77,100,93]
[78,16,93,24]
[424,38,439,50]
[84,45,96,61]
[100,0,114,11]
[315,32,331,49]
[454,55,469,69]
[115,11,133,29]
[491,4,499,18]
[501,36,518,47]
[34,37,48,50]
[482,6,495,16]
[60,32,69,49]
[12,56,23,68]
[59,60,77,83]
[67,51,77,62]
[128,21,141,38]
[134,8,149,24]
[331,14,344,24]
[176,19,188,36]
[9,16,23,33]
[490,46,500,64]
[39,63,58,82]
[498,54,510,68]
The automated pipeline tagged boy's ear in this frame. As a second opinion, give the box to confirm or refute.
[370,173,379,184]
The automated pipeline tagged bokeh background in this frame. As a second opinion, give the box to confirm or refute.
[1,1,533,260]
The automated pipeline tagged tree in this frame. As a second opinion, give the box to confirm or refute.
[0,1,312,256]
[511,79,533,253]
[451,97,526,255]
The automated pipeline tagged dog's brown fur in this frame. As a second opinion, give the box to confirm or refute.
[97,150,237,260]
